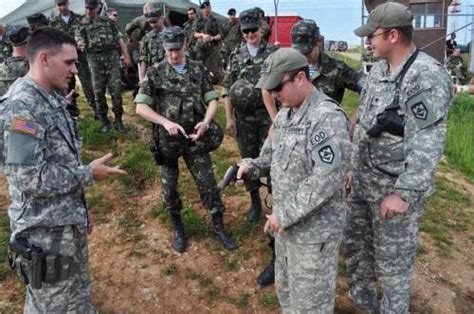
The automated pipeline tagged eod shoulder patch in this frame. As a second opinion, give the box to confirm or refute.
[310,128,341,174]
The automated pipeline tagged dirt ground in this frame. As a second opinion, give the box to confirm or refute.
[0,101,473,313]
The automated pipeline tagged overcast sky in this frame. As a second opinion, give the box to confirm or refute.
[1,0,473,44]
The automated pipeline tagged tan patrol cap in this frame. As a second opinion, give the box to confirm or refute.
[354,2,413,37]
[256,48,308,90]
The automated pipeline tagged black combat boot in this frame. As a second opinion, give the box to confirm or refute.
[211,212,238,250]
[98,114,111,133]
[170,213,186,253]
[114,114,125,133]
[246,190,262,222]
[257,237,275,287]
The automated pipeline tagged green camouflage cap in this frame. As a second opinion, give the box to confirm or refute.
[239,9,260,31]
[291,19,320,55]
[256,48,308,90]
[84,0,99,9]
[161,26,185,50]
[354,2,413,37]
[145,9,163,21]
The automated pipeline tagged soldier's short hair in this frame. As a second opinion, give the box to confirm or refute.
[26,27,76,62]
[187,7,196,14]
[200,1,211,9]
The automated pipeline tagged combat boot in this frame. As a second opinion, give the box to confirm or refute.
[114,114,125,133]
[246,190,262,222]
[257,237,275,287]
[170,213,186,253]
[98,114,111,133]
[211,212,238,250]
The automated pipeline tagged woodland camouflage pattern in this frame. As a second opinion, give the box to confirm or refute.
[0,37,12,63]
[222,40,278,192]
[345,49,453,313]
[221,18,242,64]
[445,54,470,85]
[134,59,223,215]
[139,29,165,67]
[0,77,95,312]
[0,56,28,96]
[243,90,351,311]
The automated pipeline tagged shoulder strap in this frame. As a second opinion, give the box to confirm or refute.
[388,49,419,110]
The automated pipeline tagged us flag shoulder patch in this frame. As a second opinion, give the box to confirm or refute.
[10,117,37,136]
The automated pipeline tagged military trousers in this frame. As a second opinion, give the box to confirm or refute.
[77,51,97,112]
[159,145,224,216]
[235,109,271,192]
[22,225,95,314]
[275,234,340,313]
[344,184,424,314]
[195,43,223,84]
[87,50,123,117]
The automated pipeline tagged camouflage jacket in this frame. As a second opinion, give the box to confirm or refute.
[351,49,453,204]
[312,52,365,103]
[222,19,242,50]
[139,29,165,66]
[0,36,12,63]
[135,59,219,134]
[445,55,469,85]
[243,89,350,243]
[125,15,150,43]
[0,77,92,237]
[222,41,278,96]
[184,20,197,51]
[193,14,223,42]
[50,11,84,38]
[260,18,271,42]
[76,15,121,52]
[0,56,28,96]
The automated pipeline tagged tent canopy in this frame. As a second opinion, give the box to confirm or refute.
[0,0,227,30]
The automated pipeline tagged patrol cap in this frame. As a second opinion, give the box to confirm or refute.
[200,1,211,9]
[291,19,320,55]
[26,13,49,26]
[256,48,308,90]
[227,8,236,16]
[239,9,260,31]
[7,26,29,46]
[354,2,413,37]
[145,9,163,21]
[84,0,99,9]
[161,26,185,50]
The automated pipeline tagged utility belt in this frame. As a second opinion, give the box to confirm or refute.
[8,237,79,289]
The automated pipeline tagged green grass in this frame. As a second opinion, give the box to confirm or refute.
[445,94,474,180]
[422,176,472,253]
[0,212,11,281]
[86,188,114,224]
[326,51,362,71]
[182,206,209,238]
[341,90,360,116]
[78,118,119,151]
[162,263,178,276]
[259,292,280,310]
[118,144,157,194]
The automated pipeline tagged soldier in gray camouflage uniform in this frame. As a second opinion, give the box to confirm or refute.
[76,0,131,133]
[0,27,126,313]
[0,24,12,63]
[291,19,364,103]
[223,8,278,223]
[135,26,237,253]
[138,9,165,81]
[51,0,96,117]
[237,48,351,312]
[345,3,453,313]
[221,8,242,68]
[0,26,29,96]
[193,1,224,84]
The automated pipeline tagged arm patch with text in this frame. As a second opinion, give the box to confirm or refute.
[310,129,341,174]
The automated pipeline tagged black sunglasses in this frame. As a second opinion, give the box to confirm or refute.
[269,78,293,93]
[242,27,259,35]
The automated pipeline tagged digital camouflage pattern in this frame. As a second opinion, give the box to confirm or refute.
[445,55,470,85]
[139,29,165,67]
[51,11,96,112]
[242,90,351,311]
[345,50,453,313]
[134,59,223,215]
[222,41,278,192]
[0,77,94,312]
[311,52,364,103]
[192,14,224,83]
[0,56,28,96]
[77,15,123,117]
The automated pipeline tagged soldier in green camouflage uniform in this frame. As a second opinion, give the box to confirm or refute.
[445,48,470,85]
[51,0,96,117]
[183,7,198,60]
[346,4,453,313]
[238,48,351,312]
[254,8,271,42]
[0,26,29,96]
[221,8,242,68]
[138,9,165,81]
[0,27,126,313]
[134,26,237,253]
[76,0,131,133]
[291,19,364,103]
[0,25,12,63]
[193,1,224,84]
[26,13,50,32]
[223,9,278,222]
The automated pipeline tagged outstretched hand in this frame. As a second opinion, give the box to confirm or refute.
[90,153,127,181]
